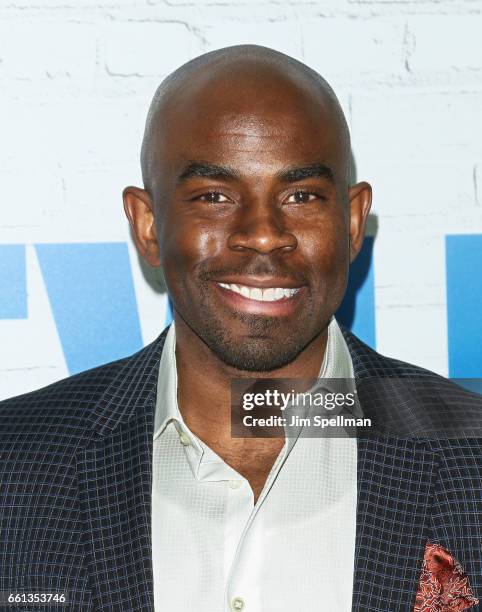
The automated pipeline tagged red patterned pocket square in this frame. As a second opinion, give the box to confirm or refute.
[414,543,479,611]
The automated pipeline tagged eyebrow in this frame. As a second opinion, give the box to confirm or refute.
[177,162,240,184]
[276,163,335,184]
[176,161,335,185]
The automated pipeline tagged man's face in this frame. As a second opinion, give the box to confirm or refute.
[130,71,370,372]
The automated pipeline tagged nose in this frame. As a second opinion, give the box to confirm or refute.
[227,201,298,254]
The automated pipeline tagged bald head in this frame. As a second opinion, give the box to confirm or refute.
[140,45,351,194]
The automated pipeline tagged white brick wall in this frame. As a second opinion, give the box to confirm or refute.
[0,0,481,397]
[408,14,482,72]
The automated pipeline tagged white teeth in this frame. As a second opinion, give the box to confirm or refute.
[263,288,275,302]
[217,282,300,302]
[250,287,263,301]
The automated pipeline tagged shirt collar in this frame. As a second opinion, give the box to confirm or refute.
[320,315,355,380]
[153,322,243,482]
[153,321,190,440]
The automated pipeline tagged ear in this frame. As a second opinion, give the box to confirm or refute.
[347,181,372,264]
[123,186,161,267]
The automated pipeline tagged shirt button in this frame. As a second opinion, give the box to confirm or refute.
[179,431,191,446]
[228,480,242,489]
[231,597,245,611]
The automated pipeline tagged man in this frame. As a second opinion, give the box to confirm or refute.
[0,45,480,612]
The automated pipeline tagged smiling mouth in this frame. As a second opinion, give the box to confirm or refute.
[216,282,301,302]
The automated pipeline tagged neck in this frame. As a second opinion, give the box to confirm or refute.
[173,313,328,449]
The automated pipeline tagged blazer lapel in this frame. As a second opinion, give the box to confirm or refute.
[341,327,440,611]
[75,327,169,612]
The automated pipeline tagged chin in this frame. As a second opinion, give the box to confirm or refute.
[210,337,304,373]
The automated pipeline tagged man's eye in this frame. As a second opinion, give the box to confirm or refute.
[198,192,230,203]
[285,191,321,204]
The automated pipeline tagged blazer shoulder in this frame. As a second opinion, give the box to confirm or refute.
[0,351,135,441]
[339,324,482,441]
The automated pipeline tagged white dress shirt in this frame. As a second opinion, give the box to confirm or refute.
[152,317,357,612]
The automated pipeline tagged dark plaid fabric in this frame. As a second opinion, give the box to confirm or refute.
[0,323,480,611]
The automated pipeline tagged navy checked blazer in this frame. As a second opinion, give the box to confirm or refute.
[0,324,481,611]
